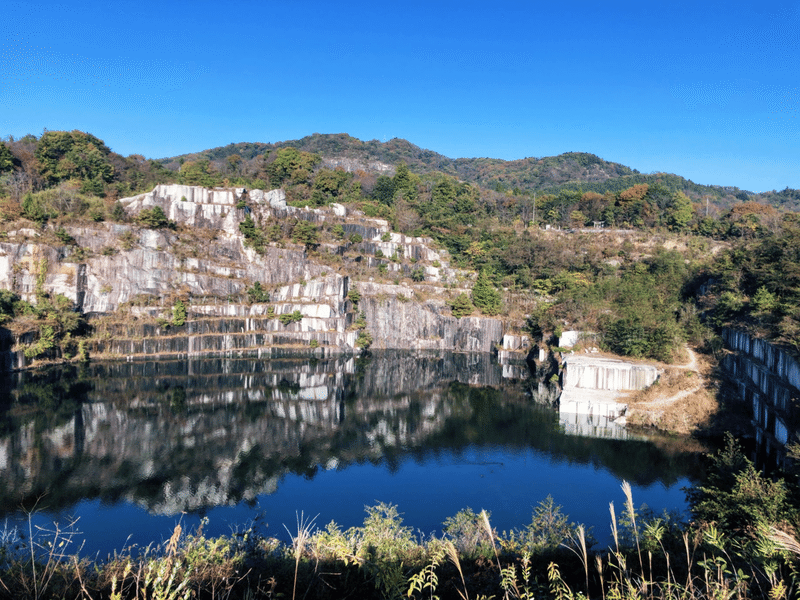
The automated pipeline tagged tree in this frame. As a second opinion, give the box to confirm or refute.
[291,220,318,246]
[665,192,693,231]
[179,160,216,186]
[0,142,13,173]
[687,434,796,535]
[247,282,269,304]
[172,300,187,326]
[450,293,474,318]
[35,130,114,187]
[136,206,173,229]
[373,175,396,204]
[472,270,502,316]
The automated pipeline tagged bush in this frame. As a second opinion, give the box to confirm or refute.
[137,206,174,229]
[172,300,187,326]
[687,434,797,534]
[450,293,473,318]
[279,310,303,325]
[246,282,269,304]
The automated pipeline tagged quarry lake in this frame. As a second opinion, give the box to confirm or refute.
[0,353,707,557]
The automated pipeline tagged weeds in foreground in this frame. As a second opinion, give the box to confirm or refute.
[0,483,798,600]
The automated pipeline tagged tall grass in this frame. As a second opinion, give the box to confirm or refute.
[0,487,796,599]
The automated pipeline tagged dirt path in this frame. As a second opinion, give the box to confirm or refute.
[624,347,717,433]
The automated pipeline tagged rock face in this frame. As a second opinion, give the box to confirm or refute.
[721,329,800,465]
[562,355,659,392]
[559,355,660,420]
[0,184,516,368]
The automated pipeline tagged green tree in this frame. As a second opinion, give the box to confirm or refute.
[687,434,797,534]
[751,285,779,315]
[472,270,502,316]
[267,147,320,187]
[246,282,269,304]
[136,206,173,229]
[172,300,187,326]
[0,142,13,173]
[35,130,114,188]
[373,175,396,204]
[291,220,319,246]
[450,293,474,318]
[179,160,217,186]
[665,191,694,231]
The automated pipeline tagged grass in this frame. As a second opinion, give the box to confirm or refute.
[0,488,797,599]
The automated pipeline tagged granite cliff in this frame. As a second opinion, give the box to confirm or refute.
[0,184,516,370]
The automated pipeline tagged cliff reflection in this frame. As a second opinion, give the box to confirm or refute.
[0,353,703,517]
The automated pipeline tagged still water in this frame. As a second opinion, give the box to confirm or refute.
[0,352,706,556]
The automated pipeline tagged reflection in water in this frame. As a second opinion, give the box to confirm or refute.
[0,352,706,554]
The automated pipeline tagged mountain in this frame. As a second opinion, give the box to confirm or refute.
[159,133,776,208]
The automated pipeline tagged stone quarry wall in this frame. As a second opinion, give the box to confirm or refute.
[559,354,660,422]
[0,184,518,369]
[721,329,800,463]
[562,355,660,391]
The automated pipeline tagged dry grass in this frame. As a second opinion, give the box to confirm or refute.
[625,351,719,434]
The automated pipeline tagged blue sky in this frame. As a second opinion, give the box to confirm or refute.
[2,0,798,192]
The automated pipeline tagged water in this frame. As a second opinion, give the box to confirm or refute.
[0,352,706,557]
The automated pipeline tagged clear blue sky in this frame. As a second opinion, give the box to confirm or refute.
[2,0,798,192]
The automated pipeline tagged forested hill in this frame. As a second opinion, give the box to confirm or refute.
[161,133,638,192]
[160,132,791,209]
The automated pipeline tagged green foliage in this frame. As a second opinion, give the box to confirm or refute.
[279,310,303,325]
[54,227,75,245]
[136,206,174,229]
[687,434,797,534]
[472,270,503,316]
[347,287,361,304]
[0,142,14,173]
[291,220,319,246]
[443,508,494,559]
[0,289,17,322]
[355,330,373,349]
[238,213,264,249]
[171,300,187,327]
[358,502,416,562]
[266,147,321,187]
[450,293,474,318]
[751,285,779,315]
[246,281,269,304]
[665,191,694,231]
[505,496,575,554]
[24,324,56,359]
[349,233,363,244]
[35,130,115,188]
[712,291,745,328]
[178,159,217,186]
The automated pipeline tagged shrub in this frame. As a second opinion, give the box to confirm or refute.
[450,293,473,318]
[279,310,303,325]
[137,206,174,229]
[246,282,269,304]
[172,300,187,326]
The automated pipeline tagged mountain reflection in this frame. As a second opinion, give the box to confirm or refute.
[0,353,703,517]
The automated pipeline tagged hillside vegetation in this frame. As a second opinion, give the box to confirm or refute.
[1,130,799,366]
